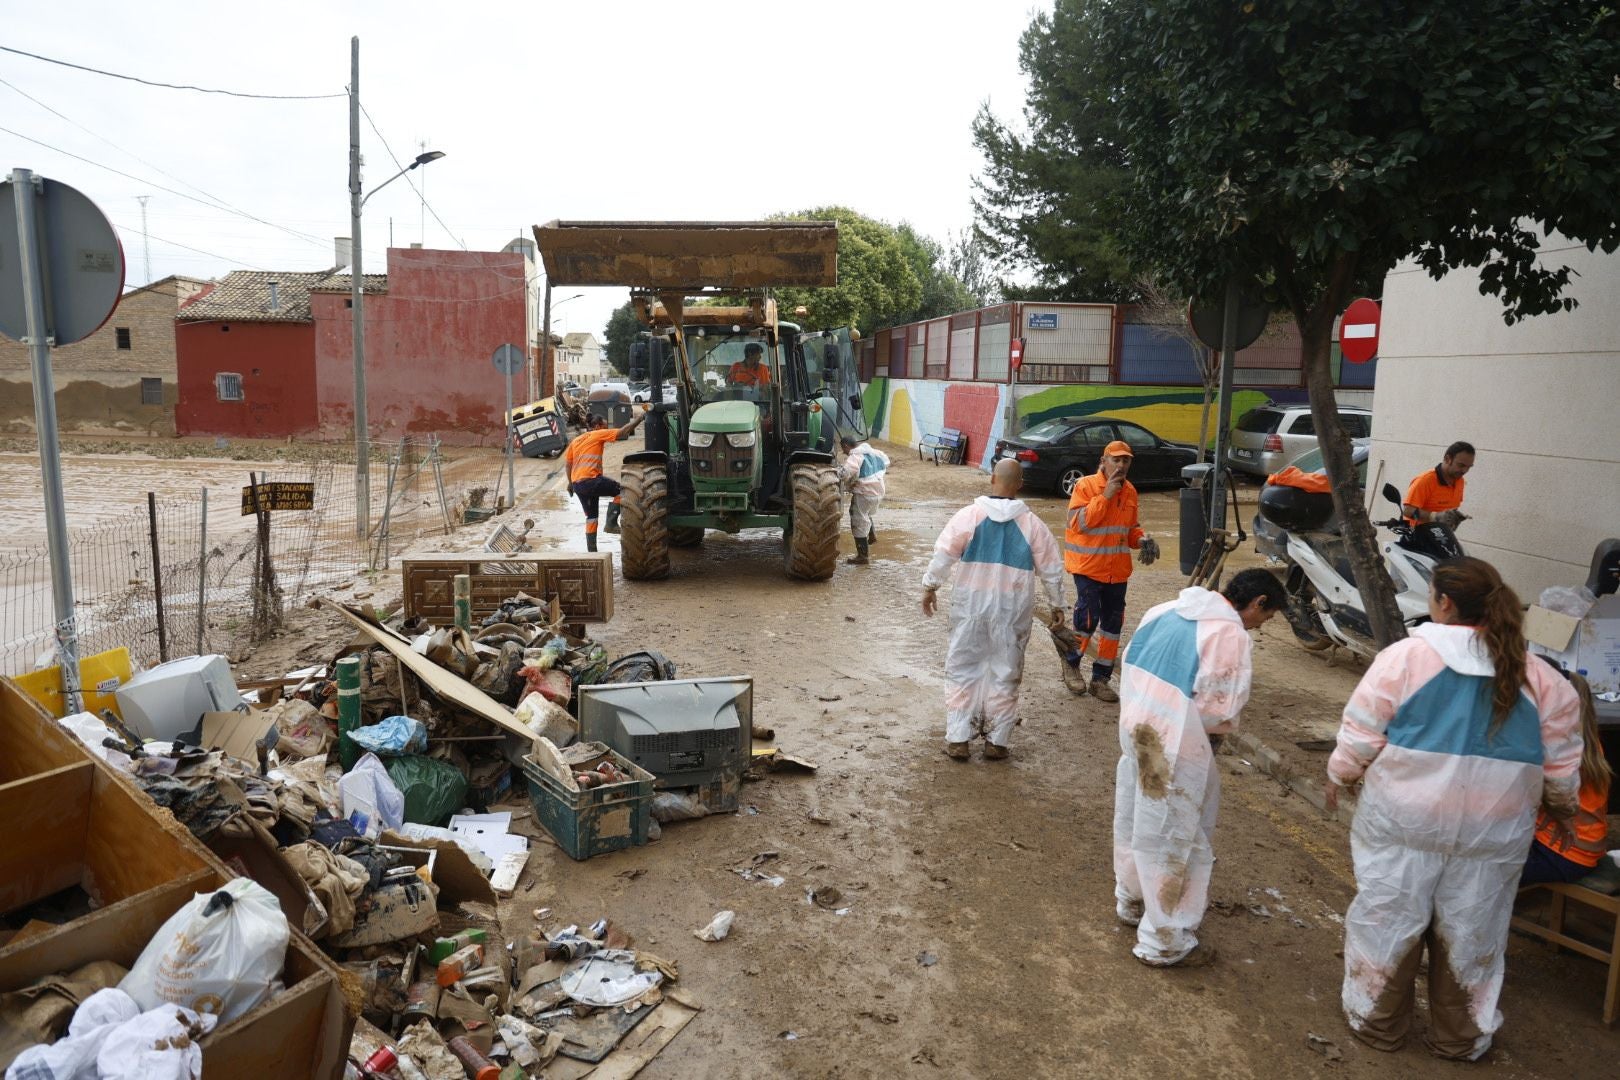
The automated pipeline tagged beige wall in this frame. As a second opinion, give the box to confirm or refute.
[1372,233,1620,599]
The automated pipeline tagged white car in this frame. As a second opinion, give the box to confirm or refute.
[629,384,673,404]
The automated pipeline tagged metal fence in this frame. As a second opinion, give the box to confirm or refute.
[0,440,466,679]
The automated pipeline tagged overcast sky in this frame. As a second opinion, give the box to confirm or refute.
[3,2,1045,340]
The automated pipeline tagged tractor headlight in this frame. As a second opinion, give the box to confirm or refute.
[726,431,756,449]
[689,431,715,448]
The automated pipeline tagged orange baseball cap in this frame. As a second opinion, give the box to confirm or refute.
[1103,440,1133,458]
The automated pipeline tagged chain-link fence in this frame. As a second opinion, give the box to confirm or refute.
[0,441,465,678]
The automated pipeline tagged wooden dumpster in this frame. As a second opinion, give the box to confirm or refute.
[0,677,353,1077]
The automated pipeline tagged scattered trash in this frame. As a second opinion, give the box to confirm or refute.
[916,951,939,967]
[559,952,663,1007]
[1305,1032,1343,1062]
[778,1030,801,1041]
[807,811,831,825]
[348,714,428,756]
[694,911,735,942]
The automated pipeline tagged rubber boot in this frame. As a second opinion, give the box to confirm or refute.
[867,526,878,543]
[585,529,598,552]
[603,502,622,534]
[845,536,870,566]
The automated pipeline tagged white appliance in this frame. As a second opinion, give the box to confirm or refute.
[115,654,244,741]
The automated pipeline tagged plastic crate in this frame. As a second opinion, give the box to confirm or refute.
[520,749,654,861]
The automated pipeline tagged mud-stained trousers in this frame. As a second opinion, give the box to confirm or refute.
[849,492,880,540]
[1113,728,1220,964]
[943,610,1032,748]
[1342,838,1516,1059]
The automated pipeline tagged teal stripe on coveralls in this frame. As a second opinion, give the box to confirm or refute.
[1122,612,1200,697]
[961,518,1035,571]
[1385,669,1544,765]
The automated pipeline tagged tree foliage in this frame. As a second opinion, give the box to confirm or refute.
[603,301,639,375]
[995,0,1620,645]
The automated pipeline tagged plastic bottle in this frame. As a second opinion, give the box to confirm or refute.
[436,943,486,987]
[446,1036,500,1080]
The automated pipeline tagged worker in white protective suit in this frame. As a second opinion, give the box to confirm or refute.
[838,433,889,566]
[1113,569,1284,966]
[1327,557,1581,1060]
[921,459,1065,762]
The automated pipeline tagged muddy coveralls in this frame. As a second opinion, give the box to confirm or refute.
[1329,624,1580,1059]
[838,440,889,555]
[922,495,1065,748]
[1113,587,1254,964]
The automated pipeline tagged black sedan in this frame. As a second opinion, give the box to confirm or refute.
[993,417,1198,495]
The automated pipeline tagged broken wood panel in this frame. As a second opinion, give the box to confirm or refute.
[82,765,210,906]
[203,969,342,1076]
[0,762,94,913]
[403,553,613,624]
[533,221,838,289]
[0,678,87,783]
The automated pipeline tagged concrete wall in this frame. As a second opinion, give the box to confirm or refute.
[175,321,319,438]
[311,248,529,446]
[0,277,206,436]
[1372,233,1620,599]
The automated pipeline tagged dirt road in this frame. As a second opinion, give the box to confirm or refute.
[250,442,1616,1079]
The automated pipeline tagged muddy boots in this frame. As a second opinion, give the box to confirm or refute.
[603,501,622,534]
[1060,656,1089,695]
[845,536,870,566]
[1089,679,1120,703]
[585,527,598,553]
[945,741,970,761]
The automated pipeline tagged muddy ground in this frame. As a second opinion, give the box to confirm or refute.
[15,437,1617,1078]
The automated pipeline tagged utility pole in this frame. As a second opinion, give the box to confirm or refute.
[135,195,152,283]
[417,137,428,244]
[349,36,370,538]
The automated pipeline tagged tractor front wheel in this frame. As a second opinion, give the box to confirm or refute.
[620,463,672,580]
[785,463,841,581]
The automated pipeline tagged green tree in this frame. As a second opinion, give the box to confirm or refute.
[896,223,982,322]
[993,0,1620,646]
[768,207,923,333]
[603,302,639,376]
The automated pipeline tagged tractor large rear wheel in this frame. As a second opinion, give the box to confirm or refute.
[670,526,705,547]
[620,463,671,580]
[785,464,841,581]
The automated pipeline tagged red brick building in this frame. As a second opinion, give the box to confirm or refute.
[175,247,527,445]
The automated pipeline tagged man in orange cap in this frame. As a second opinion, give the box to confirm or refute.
[1060,439,1157,700]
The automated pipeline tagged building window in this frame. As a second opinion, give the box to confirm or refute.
[216,372,244,402]
[115,327,132,350]
[140,378,163,405]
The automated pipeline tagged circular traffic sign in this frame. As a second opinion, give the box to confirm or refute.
[0,174,126,345]
[1187,295,1270,352]
[491,343,526,375]
[1339,297,1381,363]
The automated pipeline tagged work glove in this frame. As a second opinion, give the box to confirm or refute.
[1137,536,1161,566]
[1436,509,1467,530]
[1047,606,1068,630]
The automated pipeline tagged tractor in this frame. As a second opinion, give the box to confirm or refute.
[532,221,863,581]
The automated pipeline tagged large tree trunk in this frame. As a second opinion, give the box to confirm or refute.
[1297,300,1407,648]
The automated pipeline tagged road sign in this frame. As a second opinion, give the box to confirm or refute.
[1339,297,1381,363]
[1187,295,1269,352]
[492,343,525,375]
[1027,312,1058,330]
[0,176,126,345]
[241,482,316,515]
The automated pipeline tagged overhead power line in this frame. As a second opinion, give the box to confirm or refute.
[0,44,346,100]
[359,102,467,251]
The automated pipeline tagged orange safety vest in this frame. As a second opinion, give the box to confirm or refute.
[1063,470,1143,583]
[565,429,618,484]
[1534,780,1612,868]
[1404,467,1464,526]
[728,361,772,386]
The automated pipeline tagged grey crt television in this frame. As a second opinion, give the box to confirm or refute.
[576,677,752,788]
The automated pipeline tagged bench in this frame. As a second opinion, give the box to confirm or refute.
[1511,880,1620,1025]
[919,427,966,466]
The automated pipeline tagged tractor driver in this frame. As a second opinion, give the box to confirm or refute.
[727,342,773,388]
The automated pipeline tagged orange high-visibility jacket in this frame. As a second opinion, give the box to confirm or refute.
[565,429,618,485]
[1064,470,1143,582]
[1534,780,1612,867]
[1403,466,1464,526]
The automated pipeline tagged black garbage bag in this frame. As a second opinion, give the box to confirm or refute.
[588,650,677,687]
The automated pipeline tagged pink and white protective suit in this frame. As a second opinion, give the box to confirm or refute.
[1113,587,1254,964]
[839,440,889,538]
[922,495,1065,747]
[1329,623,1581,1059]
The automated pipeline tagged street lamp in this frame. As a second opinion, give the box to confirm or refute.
[539,289,584,399]
[349,109,444,537]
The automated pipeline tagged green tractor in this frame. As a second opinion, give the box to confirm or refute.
[533,221,863,581]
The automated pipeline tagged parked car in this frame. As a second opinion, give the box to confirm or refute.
[1252,442,1370,558]
[1228,403,1372,478]
[994,417,1198,495]
[629,382,672,405]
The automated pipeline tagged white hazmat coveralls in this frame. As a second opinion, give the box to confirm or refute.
[1329,623,1580,1059]
[839,440,889,539]
[922,495,1064,747]
[1113,586,1255,964]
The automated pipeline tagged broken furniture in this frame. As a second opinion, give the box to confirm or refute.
[918,427,966,466]
[402,553,614,632]
[0,677,354,1077]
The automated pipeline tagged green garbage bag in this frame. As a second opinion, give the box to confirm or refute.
[384,755,468,827]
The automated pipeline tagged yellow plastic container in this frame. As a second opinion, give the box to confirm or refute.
[11,647,132,718]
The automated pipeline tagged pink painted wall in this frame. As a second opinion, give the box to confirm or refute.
[943,383,1000,464]
[311,248,528,446]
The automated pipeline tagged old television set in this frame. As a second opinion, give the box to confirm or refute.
[115,654,245,741]
[577,677,752,788]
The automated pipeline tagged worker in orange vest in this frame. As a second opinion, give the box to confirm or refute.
[1402,440,1474,529]
[564,409,645,551]
[1060,439,1159,701]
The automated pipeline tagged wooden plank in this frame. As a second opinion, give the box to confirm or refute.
[0,677,86,783]
[586,998,701,1080]
[82,765,209,906]
[0,762,94,913]
[203,971,332,1075]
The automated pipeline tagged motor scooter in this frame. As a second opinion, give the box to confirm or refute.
[1259,481,1461,661]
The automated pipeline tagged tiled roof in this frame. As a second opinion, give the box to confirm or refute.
[562,331,598,348]
[176,270,387,323]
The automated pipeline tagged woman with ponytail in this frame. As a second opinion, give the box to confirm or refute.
[1522,672,1613,884]
[1326,557,1582,1060]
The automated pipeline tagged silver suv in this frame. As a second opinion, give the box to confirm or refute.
[1229,403,1372,478]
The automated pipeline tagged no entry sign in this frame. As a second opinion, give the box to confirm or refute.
[1339,298,1381,363]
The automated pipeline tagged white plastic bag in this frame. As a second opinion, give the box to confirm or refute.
[339,752,406,837]
[694,910,735,942]
[120,879,288,1024]
[4,988,140,1080]
[95,1004,216,1080]
[58,712,132,772]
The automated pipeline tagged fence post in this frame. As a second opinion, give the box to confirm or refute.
[453,574,471,632]
[148,492,168,663]
[336,654,361,771]
[196,487,208,655]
